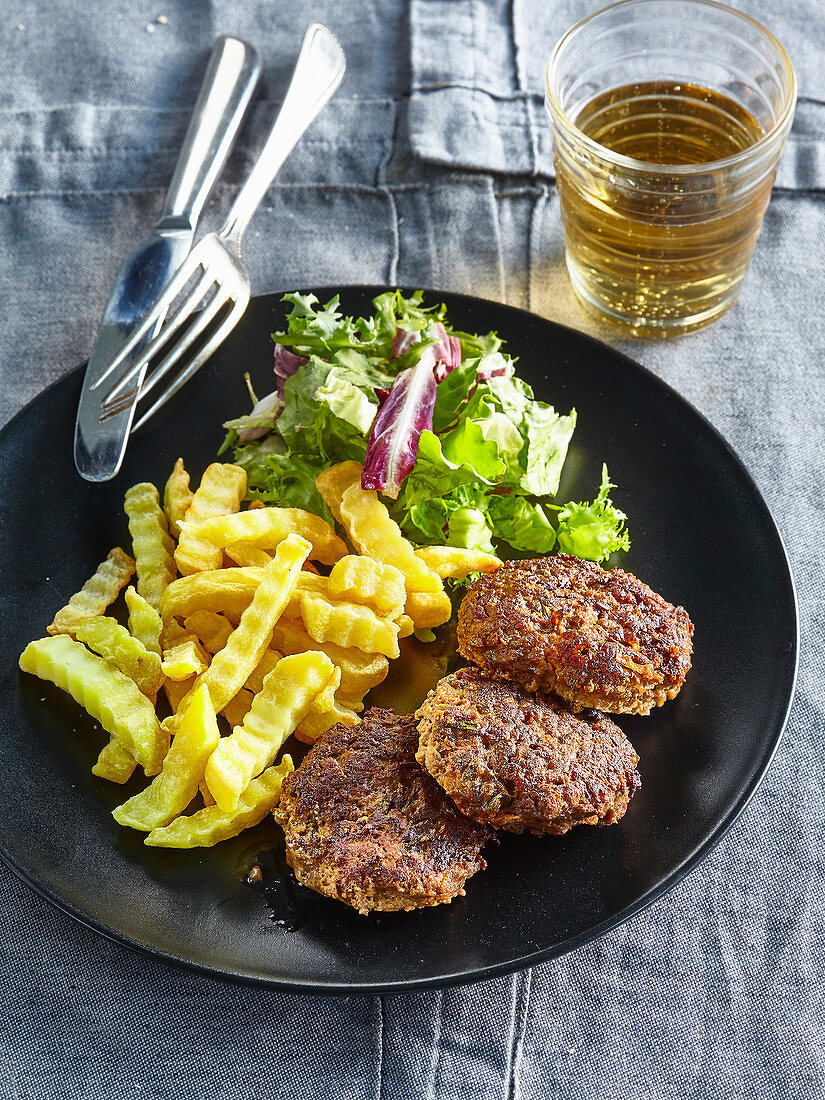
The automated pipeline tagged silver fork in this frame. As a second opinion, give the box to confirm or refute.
[93,23,346,430]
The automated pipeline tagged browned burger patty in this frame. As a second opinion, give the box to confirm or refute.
[415,668,640,835]
[457,554,693,715]
[273,708,491,914]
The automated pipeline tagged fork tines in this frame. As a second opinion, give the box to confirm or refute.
[93,237,249,431]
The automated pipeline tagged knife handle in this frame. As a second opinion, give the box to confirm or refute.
[159,36,262,229]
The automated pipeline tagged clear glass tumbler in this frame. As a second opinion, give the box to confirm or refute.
[545,0,796,336]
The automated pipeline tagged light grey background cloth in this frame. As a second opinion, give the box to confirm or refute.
[0,2,822,1097]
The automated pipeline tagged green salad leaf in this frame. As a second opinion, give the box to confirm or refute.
[553,465,631,562]
[221,291,631,565]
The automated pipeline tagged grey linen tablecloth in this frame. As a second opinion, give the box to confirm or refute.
[1,1,822,1097]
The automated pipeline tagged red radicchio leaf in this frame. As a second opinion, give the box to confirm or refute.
[362,346,438,498]
[391,327,417,358]
[273,343,308,399]
[476,353,514,381]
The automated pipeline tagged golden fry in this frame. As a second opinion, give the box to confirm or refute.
[174,463,247,575]
[19,635,168,775]
[182,507,346,565]
[47,547,135,635]
[92,737,137,784]
[113,684,220,831]
[160,567,262,621]
[414,545,501,579]
[314,461,363,526]
[396,614,415,639]
[124,483,177,608]
[71,615,163,698]
[295,699,359,745]
[145,757,293,848]
[244,648,281,694]
[339,484,442,594]
[163,457,193,539]
[163,675,194,712]
[199,780,215,806]
[182,610,233,654]
[221,687,254,728]
[161,637,209,680]
[270,617,389,704]
[205,653,337,810]
[327,555,406,617]
[224,543,272,568]
[124,586,162,656]
[404,588,453,629]
[299,589,400,659]
[174,535,310,717]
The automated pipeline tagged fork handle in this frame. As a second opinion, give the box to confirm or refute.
[159,36,262,229]
[219,24,346,248]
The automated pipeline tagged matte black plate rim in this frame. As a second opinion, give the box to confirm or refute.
[0,286,800,995]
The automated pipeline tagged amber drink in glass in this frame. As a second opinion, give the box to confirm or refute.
[545,0,796,336]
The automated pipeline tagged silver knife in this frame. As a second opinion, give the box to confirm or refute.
[74,35,262,481]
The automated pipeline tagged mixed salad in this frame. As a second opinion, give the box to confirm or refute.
[220,290,630,566]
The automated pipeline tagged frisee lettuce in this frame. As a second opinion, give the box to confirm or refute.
[221,291,631,563]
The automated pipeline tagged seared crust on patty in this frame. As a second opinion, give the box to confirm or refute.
[457,554,693,715]
[273,708,491,914]
[416,668,640,835]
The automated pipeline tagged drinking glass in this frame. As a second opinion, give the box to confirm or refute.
[545,0,796,336]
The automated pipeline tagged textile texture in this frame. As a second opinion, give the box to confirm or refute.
[0,1,822,1097]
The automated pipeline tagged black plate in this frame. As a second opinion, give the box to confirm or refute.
[0,288,798,994]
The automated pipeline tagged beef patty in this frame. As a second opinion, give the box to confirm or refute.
[415,668,640,835]
[273,708,491,914]
[457,554,693,715]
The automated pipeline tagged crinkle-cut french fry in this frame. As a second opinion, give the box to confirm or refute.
[162,675,193,713]
[205,653,337,811]
[173,535,311,719]
[160,567,263,621]
[174,463,247,575]
[327,555,406,617]
[299,590,400,659]
[414,545,502,579]
[19,636,168,775]
[244,649,281,694]
[124,483,177,608]
[92,736,137,784]
[47,548,135,635]
[113,684,220,831]
[404,588,453,629]
[339,485,443,594]
[224,543,272,568]
[158,567,332,623]
[145,757,293,848]
[71,616,163,699]
[199,780,215,806]
[163,458,194,540]
[315,461,363,526]
[182,507,346,566]
[270,618,389,704]
[221,687,254,729]
[162,637,209,680]
[183,610,233,654]
[397,614,415,639]
[160,618,189,654]
[294,699,359,745]
[124,586,162,656]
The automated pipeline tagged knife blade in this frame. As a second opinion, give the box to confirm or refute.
[74,36,261,482]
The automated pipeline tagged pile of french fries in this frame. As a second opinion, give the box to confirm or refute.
[19,458,500,851]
